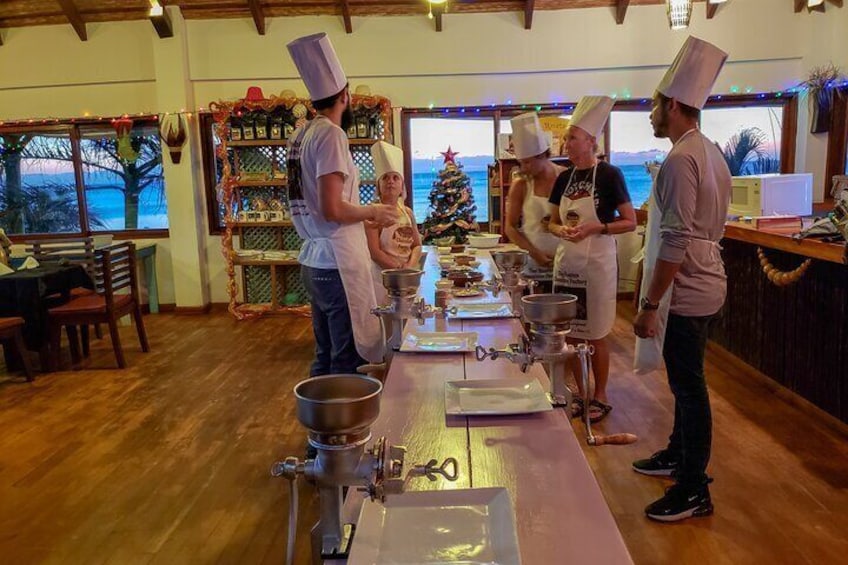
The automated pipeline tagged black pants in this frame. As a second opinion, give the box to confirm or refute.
[301,266,366,377]
[663,312,715,489]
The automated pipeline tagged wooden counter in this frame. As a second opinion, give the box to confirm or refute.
[329,248,633,564]
[724,221,846,265]
[711,236,848,425]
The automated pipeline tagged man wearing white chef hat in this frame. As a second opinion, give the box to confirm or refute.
[286,33,396,377]
[547,96,636,423]
[504,112,565,291]
[632,36,731,523]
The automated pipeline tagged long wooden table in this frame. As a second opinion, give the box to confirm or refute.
[329,247,632,563]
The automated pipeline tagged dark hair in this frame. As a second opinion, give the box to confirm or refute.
[312,84,348,110]
[657,92,700,120]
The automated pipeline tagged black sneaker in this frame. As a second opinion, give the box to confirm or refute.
[632,450,679,477]
[645,482,713,522]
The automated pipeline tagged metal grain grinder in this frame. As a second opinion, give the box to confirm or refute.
[271,375,458,564]
[371,269,435,354]
[491,249,537,317]
[475,293,588,408]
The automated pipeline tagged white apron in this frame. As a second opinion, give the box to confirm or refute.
[371,202,415,306]
[552,165,618,340]
[633,188,672,374]
[521,172,562,282]
[291,122,385,364]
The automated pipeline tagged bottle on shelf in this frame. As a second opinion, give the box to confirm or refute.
[270,115,283,140]
[283,121,294,140]
[356,115,368,139]
[242,113,256,141]
[230,115,243,141]
[255,114,268,140]
[347,119,358,139]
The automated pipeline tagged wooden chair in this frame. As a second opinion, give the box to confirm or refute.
[25,237,97,284]
[26,236,103,340]
[0,317,34,381]
[47,242,149,370]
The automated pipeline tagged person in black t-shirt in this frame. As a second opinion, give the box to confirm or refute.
[548,96,636,424]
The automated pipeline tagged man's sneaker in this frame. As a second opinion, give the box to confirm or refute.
[645,482,713,522]
[632,450,679,477]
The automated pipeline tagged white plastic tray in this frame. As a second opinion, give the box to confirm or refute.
[349,487,521,564]
[445,378,552,416]
[401,331,478,353]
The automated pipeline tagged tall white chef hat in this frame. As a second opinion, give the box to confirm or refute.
[371,141,405,182]
[656,36,728,110]
[569,96,614,139]
[510,112,549,159]
[286,33,348,101]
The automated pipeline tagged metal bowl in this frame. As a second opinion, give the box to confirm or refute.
[521,293,578,324]
[381,268,423,292]
[294,375,383,435]
[492,249,529,271]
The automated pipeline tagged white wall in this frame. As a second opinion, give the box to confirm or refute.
[1,0,845,305]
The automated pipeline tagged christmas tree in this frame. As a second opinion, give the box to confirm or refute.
[421,147,480,244]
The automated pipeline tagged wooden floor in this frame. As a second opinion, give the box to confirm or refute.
[1,308,847,565]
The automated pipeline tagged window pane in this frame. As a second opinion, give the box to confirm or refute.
[409,117,494,223]
[0,132,81,235]
[609,111,671,208]
[79,123,167,231]
[701,105,783,177]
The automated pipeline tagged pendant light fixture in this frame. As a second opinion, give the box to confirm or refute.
[667,0,693,30]
[428,0,447,19]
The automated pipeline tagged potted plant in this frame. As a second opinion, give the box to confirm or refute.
[799,63,845,134]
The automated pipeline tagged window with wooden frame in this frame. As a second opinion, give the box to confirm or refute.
[824,87,848,206]
[609,93,798,208]
[400,104,587,232]
[0,117,167,240]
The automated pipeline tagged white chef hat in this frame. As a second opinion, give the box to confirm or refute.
[569,96,614,139]
[286,33,348,101]
[656,36,728,110]
[371,141,405,182]
[510,113,550,159]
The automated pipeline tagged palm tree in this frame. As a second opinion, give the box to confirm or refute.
[719,127,768,176]
[22,132,162,230]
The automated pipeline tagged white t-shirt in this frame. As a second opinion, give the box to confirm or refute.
[288,116,359,269]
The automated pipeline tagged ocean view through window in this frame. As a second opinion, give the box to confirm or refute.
[409,117,494,224]
[0,118,167,236]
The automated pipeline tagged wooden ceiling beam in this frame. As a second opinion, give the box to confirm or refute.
[794,0,805,11]
[341,0,352,34]
[247,0,265,35]
[55,0,87,41]
[706,1,718,19]
[524,0,535,30]
[615,0,629,24]
[435,10,443,32]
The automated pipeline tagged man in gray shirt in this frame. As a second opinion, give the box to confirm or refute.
[633,36,731,522]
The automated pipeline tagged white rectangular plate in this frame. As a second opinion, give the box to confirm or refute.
[349,488,521,565]
[444,378,552,416]
[401,332,478,353]
[449,302,515,319]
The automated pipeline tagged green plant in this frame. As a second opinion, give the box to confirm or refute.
[719,127,768,176]
[798,63,846,134]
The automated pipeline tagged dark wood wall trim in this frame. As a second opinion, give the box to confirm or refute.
[825,88,848,204]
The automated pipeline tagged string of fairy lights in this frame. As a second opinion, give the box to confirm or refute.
[1,80,846,128]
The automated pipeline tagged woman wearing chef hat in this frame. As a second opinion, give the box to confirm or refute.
[503,112,566,291]
[366,141,423,305]
[548,95,636,423]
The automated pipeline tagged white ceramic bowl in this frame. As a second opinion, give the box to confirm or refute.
[467,233,501,249]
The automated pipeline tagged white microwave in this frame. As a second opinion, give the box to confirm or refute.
[728,173,813,217]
